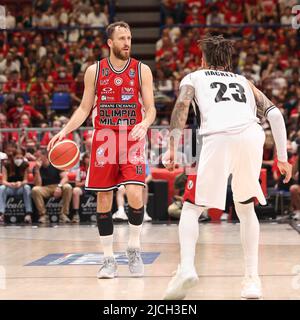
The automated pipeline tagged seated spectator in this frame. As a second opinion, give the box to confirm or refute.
[32,149,72,224]
[206,6,225,25]
[40,119,74,147]
[3,71,27,98]
[11,114,38,148]
[272,140,297,191]
[5,10,16,29]
[71,152,90,223]
[185,5,205,25]
[87,4,109,28]
[0,113,11,150]
[262,130,275,186]
[168,169,187,219]
[290,154,299,220]
[70,71,84,106]
[53,66,74,92]
[0,51,20,76]
[164,16,181,43]
[281,6,294,25]
[29,72,52,114]
[113,162,153,222]
[0,149,33,224]
[7,95,44,127]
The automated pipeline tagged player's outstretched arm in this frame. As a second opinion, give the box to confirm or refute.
[248,80,292,183]
[131,63,156,141]
[47,64,97,151]
[163,84,195,171]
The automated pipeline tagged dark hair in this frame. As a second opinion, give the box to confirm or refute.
[199,35,234,72]
[106,21,130,40]
[80,152,90,167]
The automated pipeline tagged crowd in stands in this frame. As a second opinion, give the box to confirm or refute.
[0,1,299,223]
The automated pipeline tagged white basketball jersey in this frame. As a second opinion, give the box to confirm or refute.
[180,69,258,135]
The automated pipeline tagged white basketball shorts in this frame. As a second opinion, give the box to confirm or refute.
[183,123,267,210]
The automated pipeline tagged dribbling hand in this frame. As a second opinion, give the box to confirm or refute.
[47,130,66,152]
[277,160,292,183]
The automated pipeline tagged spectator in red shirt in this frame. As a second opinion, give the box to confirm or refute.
[0,112,11,150]
[40,119,74,147]
[224,3,244,24]
[3,71,27,96]
[71,152,90,223]
[11,113,38,148]
[53,65,74,92]
[70,71,84,106]
[185,6,206,25]
[7,95,44,127]
[29,72,52,112]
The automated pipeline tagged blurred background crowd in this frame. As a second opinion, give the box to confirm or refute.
[0,0,299,222]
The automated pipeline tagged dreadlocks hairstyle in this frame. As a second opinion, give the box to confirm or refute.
[199,35,234,72]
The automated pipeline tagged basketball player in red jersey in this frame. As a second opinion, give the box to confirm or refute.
[48,21,156,278]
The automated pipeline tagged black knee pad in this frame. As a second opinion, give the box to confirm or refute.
[96,211,113,236]
[127,206,144,226]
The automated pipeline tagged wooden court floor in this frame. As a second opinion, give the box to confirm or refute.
[0,222,300,300]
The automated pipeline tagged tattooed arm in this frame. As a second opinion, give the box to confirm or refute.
[248,80,292,183]
[170,84,195,130]
[163,84,195,171]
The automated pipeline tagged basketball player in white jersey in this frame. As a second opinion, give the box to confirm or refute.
[163,35,292,300]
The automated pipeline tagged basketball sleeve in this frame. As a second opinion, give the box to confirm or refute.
[179,73,194,88]
[266,107,288,162]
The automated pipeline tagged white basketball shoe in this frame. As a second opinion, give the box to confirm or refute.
[241,275,262,299]
[163,265,199,300]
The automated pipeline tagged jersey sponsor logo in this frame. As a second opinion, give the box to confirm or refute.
[100,79,109,85]
[99,118,137,126]
[114,77,123,86]
[121,94,133,101]
[129,68,135,78]
[101,95,114,101]
[100,109,137,117]
[187,180,193,190]
[100,103,137,109]
[95,147,105,167]
[122,87,134,94]
[102,87,113,93]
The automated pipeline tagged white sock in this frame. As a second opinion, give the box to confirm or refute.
[179,202,204,273]
[118,206,125,214]
[100,235,114,257]
[234,201,260,277]
[128,223,142,248]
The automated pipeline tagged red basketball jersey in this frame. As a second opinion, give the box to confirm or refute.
[92,57,144,131]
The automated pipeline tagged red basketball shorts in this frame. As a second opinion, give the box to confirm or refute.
[85,129,146,191]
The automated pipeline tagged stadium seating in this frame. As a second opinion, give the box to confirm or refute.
[51,93,71,111]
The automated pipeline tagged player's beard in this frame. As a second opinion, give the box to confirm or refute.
[112,46,130,61]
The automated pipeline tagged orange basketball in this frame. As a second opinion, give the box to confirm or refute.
[48,139,80,170]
